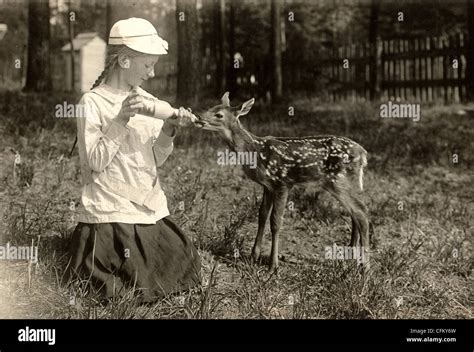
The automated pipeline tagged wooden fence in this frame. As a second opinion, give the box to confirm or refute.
[319,32,468,102]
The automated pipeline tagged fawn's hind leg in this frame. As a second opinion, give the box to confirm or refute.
[324,175,369,249]
[350,218,359,247]
[349,194,369,249]
[251,187,273,262]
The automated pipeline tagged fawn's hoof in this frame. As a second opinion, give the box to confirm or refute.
[268,264,279,275]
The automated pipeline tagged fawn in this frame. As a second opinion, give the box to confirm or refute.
[196,92,369,272]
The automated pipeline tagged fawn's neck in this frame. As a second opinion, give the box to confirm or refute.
[223,122,261,153]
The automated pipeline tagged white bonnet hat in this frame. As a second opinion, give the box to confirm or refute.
[108,17,168,55]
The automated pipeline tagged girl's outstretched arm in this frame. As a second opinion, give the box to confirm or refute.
[152,107,198,167]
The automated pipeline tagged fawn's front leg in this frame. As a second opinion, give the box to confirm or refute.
[251,187,273,262]
[269,187,289,272]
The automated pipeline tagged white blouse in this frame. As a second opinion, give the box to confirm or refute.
[75,84,176,224]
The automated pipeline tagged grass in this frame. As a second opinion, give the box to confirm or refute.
[0,90,472,319]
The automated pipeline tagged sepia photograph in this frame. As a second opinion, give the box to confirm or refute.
[0,0,472,347]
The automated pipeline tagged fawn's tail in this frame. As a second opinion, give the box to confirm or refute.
[359,153,367,191]
[358,151,368,191]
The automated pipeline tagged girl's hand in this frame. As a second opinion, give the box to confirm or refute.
[127,91,158,118]
[167,107,199,127]
[161,107,198,137]
[115,93,141,126]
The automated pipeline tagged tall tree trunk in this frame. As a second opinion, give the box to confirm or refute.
[68,1,75,92]
[227,0,236,97]
[24,0,52,92]
[369,0,380,100]
[467,0,474,101]
[202,1,212,93]
[176,0,201,105]
[105,0,112,40]
[270,0,282,103]
[214,0,227,97]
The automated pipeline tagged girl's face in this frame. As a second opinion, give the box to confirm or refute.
[119,54,159,87]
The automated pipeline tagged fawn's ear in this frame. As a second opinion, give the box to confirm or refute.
[221,92,230,107]
[236,98,255,118]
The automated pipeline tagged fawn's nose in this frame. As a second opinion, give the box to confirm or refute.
[193,112,203,120]
[193,113,206,127]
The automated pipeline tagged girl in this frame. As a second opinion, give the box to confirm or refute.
[66,18,201,302]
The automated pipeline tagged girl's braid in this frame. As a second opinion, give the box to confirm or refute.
[90,58,116,90]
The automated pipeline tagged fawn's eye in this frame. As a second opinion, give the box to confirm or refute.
[215,113,224,119]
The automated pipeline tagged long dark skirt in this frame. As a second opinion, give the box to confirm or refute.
[65,217,201,302]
